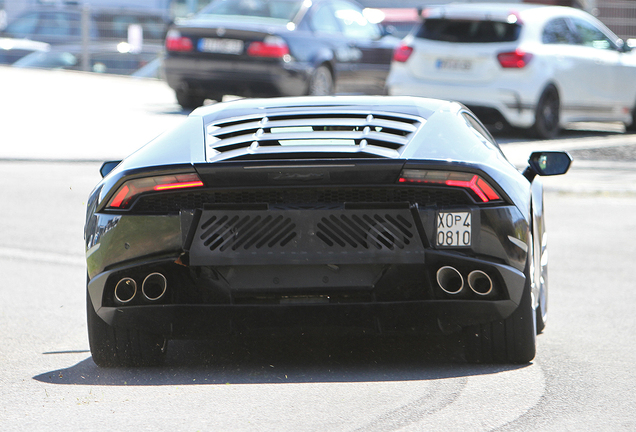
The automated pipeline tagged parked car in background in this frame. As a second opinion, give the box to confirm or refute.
[386,4,636,138]
[163,0,399,108]
[0,4,168,45]
[13,42,162,75]
[0,37,48,64]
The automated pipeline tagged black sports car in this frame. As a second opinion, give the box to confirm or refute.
[162,0,398,108]
[85,96,571,366]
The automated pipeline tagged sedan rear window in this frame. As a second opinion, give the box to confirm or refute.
[199,0,303,22]
[416,19,521,43]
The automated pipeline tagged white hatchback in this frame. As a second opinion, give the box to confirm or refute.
[386,3,636,138]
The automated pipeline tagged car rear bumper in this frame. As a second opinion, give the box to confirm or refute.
[163,56,311,97]
[386,69,539,128]
[87,250,527,338]
[86,203,529,337]
[90,296,524,338]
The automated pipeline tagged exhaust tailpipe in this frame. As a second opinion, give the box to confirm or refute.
[468,270,493,296]
[436,266,464,295]
[114,277,137,303]
[142,272,167,301]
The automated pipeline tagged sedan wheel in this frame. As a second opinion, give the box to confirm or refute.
[175,89,206,110]
[308,65,334,96]
[531,85,560,139]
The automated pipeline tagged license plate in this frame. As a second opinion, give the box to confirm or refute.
[435,58,472,71]
[437,212,471,247]
[198,38,244,54]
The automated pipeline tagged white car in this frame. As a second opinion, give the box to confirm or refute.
[386,4,636,138]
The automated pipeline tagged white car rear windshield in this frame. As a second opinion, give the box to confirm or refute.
[416,19,521,43]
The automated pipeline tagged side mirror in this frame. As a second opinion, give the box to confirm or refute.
[99,160,122,178]
[523,151,572,181]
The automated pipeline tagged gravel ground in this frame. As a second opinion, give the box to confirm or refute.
[569,144,636,161]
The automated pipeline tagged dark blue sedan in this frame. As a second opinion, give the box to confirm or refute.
[163,0,399,108]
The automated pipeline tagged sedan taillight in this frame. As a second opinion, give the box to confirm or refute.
[165,29,194,52]
[392,43,413,63]
[247,36,290,58]
[399,169,501,203]
[107,173,204,209]
[497,50,533,68]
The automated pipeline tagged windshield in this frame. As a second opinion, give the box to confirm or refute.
[416,18,521,43]
[198,0,303,22]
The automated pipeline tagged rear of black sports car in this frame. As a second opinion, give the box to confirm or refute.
[85,96,569,366]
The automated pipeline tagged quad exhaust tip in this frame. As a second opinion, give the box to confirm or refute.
[436,266,464,295]
[142,272,167,301]
[114,277,137,304]
[468,270,493,296]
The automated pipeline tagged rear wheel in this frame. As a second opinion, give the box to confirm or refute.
[175,89,207,110]
[308,65,334,96]
[463,257,537,363]
[87,290,167,367]
[626,104,636,132]
[530,85,560,139]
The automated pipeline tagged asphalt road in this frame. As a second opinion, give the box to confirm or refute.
[1,67,635,431]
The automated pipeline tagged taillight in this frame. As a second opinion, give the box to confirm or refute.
[497,49,533,68]
[107,173,204,209]
[398,170,501,203]
[165,29,193,52]
[393,43,413,63]
[247,36,290,58]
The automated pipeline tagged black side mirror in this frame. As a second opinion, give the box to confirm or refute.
[523,151,572,181]
[100,160,122,178]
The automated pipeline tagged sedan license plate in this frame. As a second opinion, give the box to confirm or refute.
[198,38,244,54]
[437,212,471,247]
[435,58,472,71]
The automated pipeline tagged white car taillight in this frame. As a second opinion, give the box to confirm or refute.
[497,49,533,68]
[392,43,414,63]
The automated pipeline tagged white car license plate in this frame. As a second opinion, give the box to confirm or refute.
[198,38,244,54]
[437,212,471,247]
[435,58,472,71]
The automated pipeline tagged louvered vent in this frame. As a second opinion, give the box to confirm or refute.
[204,110,423,162]
[316,213,413,250]
[189,209,425,266]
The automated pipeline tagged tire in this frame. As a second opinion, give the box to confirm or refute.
[175,89,206,110]
[626,105,636,132]
[308,65,334,96]
[463,257,537,364]
[87,290,167,367]
[530,85,560,139]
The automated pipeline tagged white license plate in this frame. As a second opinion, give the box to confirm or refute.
[437,212,471,247]
[198,38,244,54]
[435,58,472,71]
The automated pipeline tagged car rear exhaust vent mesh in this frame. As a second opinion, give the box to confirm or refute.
[188,209,426,266]
[199,214,297,252]
[316,213,414,250]
[205,110,423,162]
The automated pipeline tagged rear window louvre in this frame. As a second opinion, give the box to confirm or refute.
[205,110,423,162]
